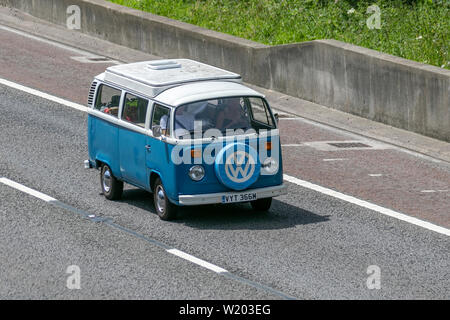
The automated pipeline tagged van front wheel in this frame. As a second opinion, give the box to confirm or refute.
[153,178,177,220]
[251,197,272,211]
[100,164,123,200]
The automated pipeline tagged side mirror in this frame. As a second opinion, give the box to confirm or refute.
[274,113,279,124]
[152,125,162,138]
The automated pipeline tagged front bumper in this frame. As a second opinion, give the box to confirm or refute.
[178,184,287,206]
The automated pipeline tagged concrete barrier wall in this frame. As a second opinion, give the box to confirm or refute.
[2,0,449,141]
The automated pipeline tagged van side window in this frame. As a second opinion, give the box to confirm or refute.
[122,93,148,127]
[152,104,171,136]
[247,97,275,128]
[94,84,121,118]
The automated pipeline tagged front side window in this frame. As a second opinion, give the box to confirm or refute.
[94,84,121,117]
[152,104,171,136]
[247,97,275,128]
[122,93,148,127]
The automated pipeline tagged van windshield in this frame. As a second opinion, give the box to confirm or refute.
[174,97,275,138]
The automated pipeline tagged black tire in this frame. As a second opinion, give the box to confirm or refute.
[251,197,272,211]
[100,164,123,200]
[153,177,177,220]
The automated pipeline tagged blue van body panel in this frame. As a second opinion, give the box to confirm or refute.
[118,126,149,189]
[145,137,178,202]
[88,114,121,178]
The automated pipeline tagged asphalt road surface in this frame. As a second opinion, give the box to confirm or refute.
[0,22,449,299]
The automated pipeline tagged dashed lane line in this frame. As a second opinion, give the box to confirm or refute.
[323,158,349,162]
[166,249,228,274]
[0,177,296,300]
[420,189,449,193]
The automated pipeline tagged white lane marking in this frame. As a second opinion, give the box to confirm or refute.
[167,249,228,274]
[323,158,348,162]
[0,78,87,112]
[368,174,383,177]
[283,174,450,237]
[421,189,449,193]
[0,176,231,275]
[0,177,56,202]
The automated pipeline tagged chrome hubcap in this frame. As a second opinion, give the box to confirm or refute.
[156,185,166,213]
[103,168,112,193]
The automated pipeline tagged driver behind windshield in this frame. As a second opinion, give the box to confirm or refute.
[174,98,250,138]
[216,98,249,130]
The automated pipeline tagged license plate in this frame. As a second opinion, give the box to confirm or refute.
[222,192,257,203]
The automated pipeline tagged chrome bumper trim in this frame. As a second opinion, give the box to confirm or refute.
[178,184,287,206]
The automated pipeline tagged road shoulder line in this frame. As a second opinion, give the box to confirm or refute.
[283,174,450,237]
[0,78,87,112]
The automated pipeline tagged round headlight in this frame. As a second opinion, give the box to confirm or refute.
[262,157,279,174]
[188,165,205,181]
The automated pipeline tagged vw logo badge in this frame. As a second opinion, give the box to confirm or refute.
[215,143,260,191]
[224,151,256,183]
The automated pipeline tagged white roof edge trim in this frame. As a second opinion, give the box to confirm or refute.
[94,72,106,81]
[165,89,265,107]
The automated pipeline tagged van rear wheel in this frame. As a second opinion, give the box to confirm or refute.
[100,164,123,200]
[153,178,177,220]
[251,197,272,211]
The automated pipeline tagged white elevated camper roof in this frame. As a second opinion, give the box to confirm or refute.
[101,59,242,98]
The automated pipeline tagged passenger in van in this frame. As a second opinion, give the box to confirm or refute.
[102,95,121,116]
[126,108,137,122]
[160,114,169,136]
[215,98,249,130]
[124,103,138,123]
[104,107,119,116]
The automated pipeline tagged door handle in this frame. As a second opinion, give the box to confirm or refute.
[145,145,151,151]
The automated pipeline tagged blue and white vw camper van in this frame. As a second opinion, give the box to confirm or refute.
[85,59,287,220]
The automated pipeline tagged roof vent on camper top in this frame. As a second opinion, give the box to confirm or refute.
[146,60,181,70]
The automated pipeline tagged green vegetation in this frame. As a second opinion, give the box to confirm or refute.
[108,0,449,69]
